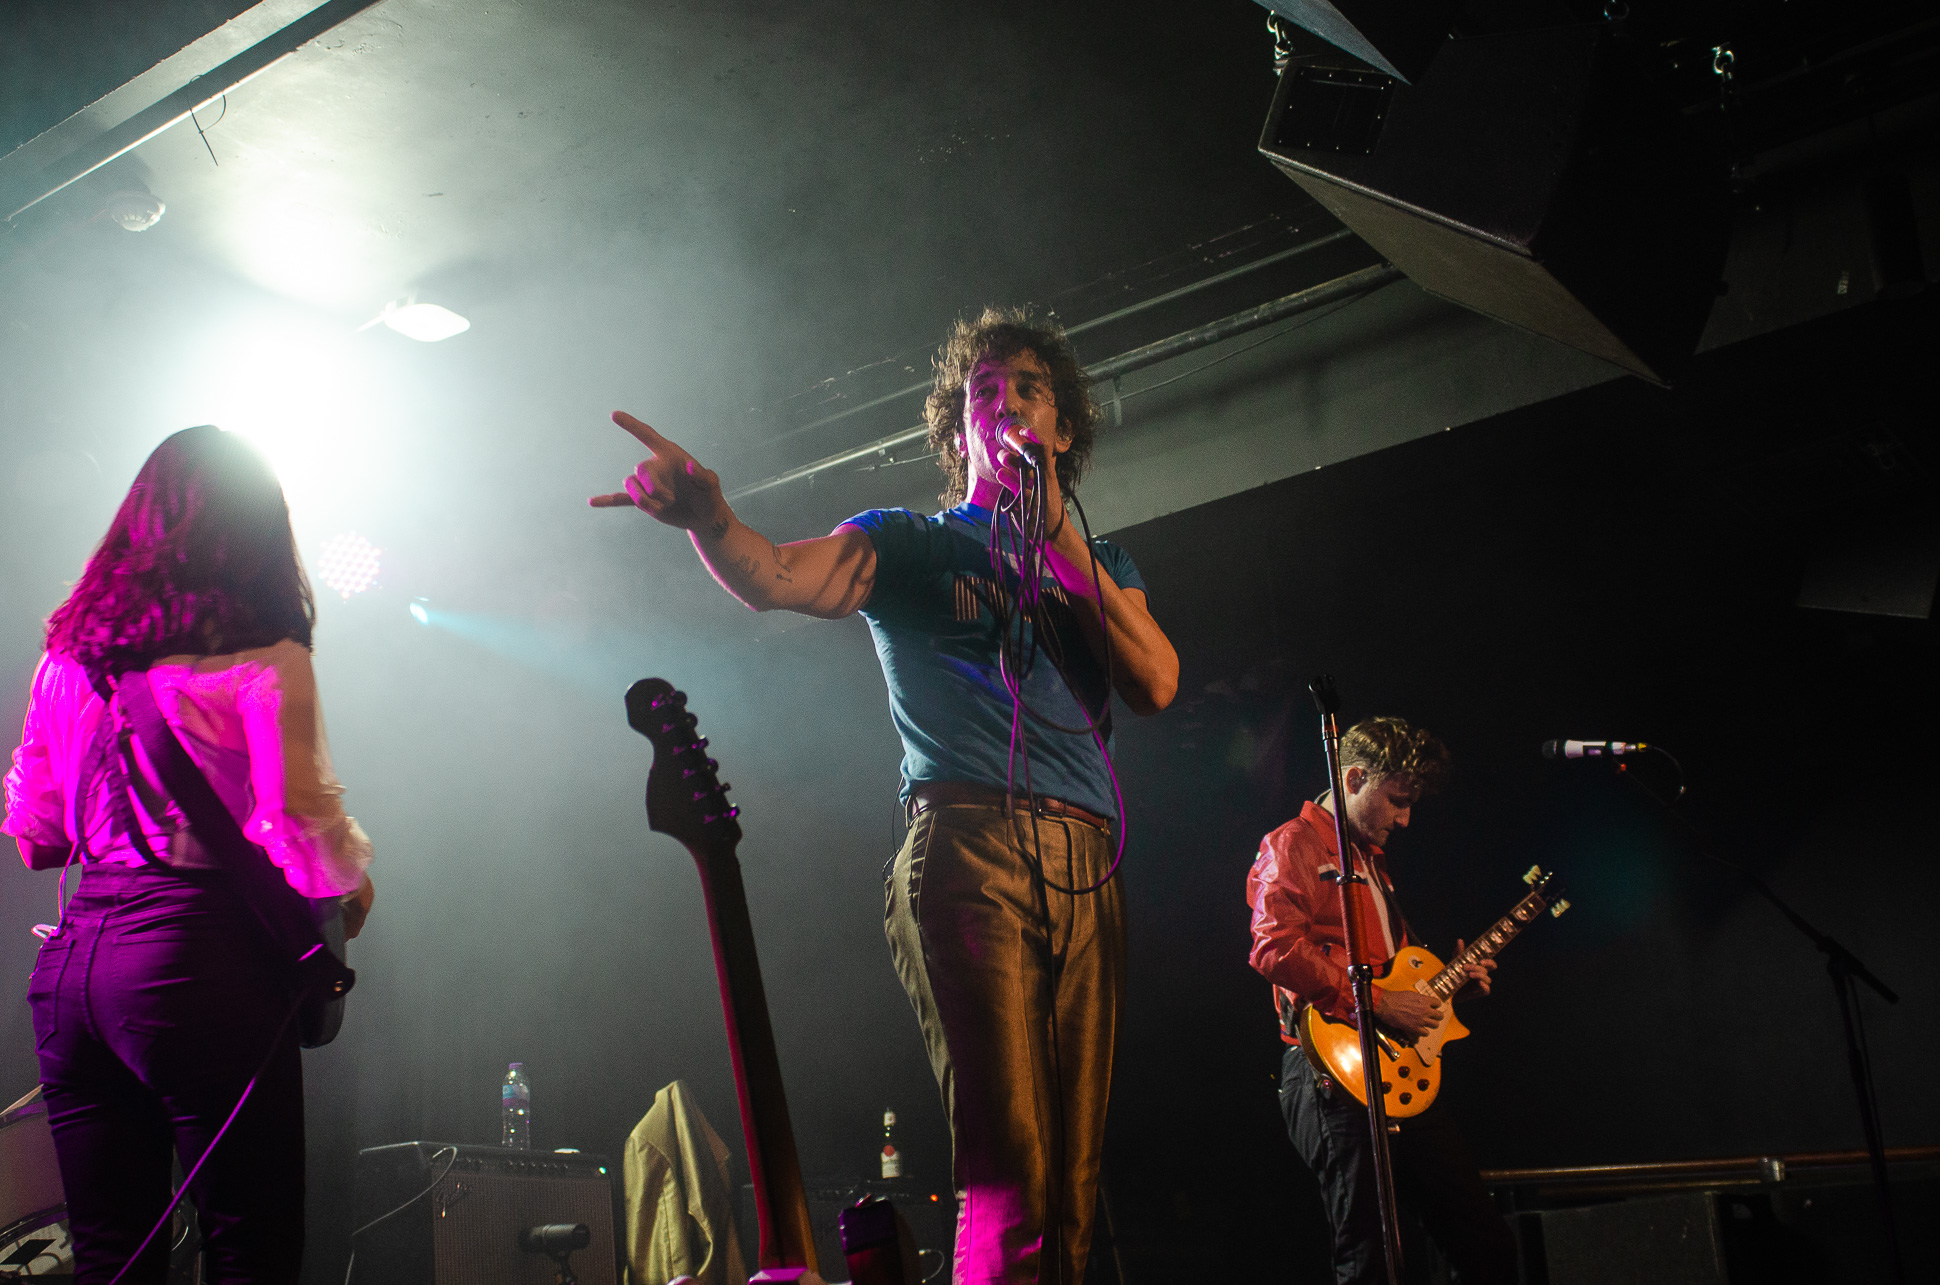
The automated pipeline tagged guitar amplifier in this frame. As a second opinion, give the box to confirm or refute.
[354,1144,620,1285]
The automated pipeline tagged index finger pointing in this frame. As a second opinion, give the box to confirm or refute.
[613,410,670,450]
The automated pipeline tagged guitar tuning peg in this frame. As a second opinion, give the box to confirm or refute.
[706,758,719,771]
[1523,865,1543,884]
[717,781,731,794]
[1550,898,1571,918]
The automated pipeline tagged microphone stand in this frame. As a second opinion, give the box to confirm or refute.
[1310,676,1403,1285]
[1612,756,1904,1285]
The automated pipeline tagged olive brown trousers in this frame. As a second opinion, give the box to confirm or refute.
[884,798,1125,1285]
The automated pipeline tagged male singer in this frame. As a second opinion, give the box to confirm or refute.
[1245,716,1516,1285]
[592,307,1178,1284]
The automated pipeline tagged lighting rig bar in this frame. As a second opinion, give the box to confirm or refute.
[726,258,1402,502]
[0,0,388,225]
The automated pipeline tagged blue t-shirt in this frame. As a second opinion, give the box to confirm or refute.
[843,502,1146,820]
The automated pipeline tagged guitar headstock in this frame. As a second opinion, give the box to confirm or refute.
[1522,864,1572,918]
[626,679,741,855]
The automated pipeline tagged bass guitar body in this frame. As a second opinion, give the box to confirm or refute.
[1300,865,1569,1120]
[1300,946,1464,1120]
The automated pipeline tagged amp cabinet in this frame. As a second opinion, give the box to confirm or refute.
[354,1143,619,1285]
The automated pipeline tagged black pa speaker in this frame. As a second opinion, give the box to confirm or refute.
[1260,25,1731,383]
[1257,0,1455,83]
[353,1144,620,1285]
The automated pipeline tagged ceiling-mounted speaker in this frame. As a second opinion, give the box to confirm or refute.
[1259,25,1732,384]
[1255,0,1455,84]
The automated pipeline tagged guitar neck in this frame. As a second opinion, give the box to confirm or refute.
[692,846,819,1274]
[1425,888,1550,1000]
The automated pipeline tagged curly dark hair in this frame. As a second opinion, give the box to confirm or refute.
[923,306,1100,507]
[1341,716,1452,796]
[46,424,315,677]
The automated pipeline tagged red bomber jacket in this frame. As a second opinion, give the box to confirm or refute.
[1245,800,1410,1042]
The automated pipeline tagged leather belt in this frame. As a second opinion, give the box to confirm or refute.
[907,780,1114,832]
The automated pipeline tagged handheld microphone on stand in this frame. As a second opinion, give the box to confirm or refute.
[1541,739,1647,759]
[996,414,1044,471]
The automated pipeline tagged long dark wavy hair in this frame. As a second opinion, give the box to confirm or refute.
[46,425,315,677]
[924,306,1100,507]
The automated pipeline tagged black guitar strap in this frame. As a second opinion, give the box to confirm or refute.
[113,671,352,1001]
[78,672,164,869]
[1366,852,1416,951]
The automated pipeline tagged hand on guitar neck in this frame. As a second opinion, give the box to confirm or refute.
[1446,937,1496,1001]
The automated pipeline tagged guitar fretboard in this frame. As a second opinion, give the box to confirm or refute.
[1425,888,1550,1000]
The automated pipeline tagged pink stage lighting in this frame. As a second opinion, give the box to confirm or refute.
[317,531,382,599]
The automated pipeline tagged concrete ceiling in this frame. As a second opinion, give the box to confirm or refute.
[4,0,1321,441]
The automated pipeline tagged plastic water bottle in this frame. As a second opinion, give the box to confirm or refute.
[880,1108,902,1179]
[501,1063,531,1150]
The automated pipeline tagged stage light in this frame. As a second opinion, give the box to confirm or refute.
[317,531,382,598]
[194,321,387,521]
[373,301,470,342]
[105,190,165,232]
[409,599,430,625]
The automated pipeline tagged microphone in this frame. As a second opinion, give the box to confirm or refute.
[1541,739,1648,760]
[518,1224,591,1255]
[996,415,1044,468]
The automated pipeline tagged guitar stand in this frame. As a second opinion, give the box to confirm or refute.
[1310,676,1405,1285]
[1614,760,1906,1285]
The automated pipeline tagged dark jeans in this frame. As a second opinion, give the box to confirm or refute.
[884,802,1125,1285]
[1280,1044,1516,1285]
[29,864,306,1285]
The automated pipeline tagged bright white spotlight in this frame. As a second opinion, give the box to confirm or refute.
[318,532,382,599]
[377,302,470,342]
[195,318,390,523]
[409,599,430,625]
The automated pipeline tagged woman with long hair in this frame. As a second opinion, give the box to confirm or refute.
[3,424,375,1284]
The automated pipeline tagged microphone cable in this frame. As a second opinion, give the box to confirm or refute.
[342,1145,461,1285]
[984,444,1128,897]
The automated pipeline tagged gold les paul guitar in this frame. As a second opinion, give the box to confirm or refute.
[1300,866,1570,1119]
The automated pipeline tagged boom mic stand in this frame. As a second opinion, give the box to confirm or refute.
[1610,753,1904,1285]
[1310,676,1403,1285]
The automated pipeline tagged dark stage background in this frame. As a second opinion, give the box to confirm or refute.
[1090,290,1940,1278]
[3,288,1934,1284]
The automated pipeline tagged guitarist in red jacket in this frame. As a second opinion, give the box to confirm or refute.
[1244,717,1515,1285]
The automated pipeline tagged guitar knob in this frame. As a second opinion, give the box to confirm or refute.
[1398,1092,1412,1105]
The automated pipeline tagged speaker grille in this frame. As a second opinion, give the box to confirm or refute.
[357,1145,618,1285]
